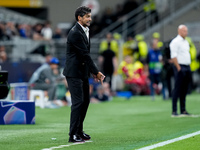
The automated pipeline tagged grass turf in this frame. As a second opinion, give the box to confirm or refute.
[0,94,200,150]
[154,134,200,150]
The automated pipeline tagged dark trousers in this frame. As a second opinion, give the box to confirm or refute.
[66,77,90,136]
[172,65,191,113]
[149,73,161,96]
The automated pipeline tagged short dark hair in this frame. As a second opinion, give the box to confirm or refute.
[75,6,91,21]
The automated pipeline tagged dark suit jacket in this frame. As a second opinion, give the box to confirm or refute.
[63,23,99,78]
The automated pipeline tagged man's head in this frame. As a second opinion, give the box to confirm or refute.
[124,55,133,64]
[75,6,92,27]
[151,39,159,50]
[106,32,112,41]
[178,24,188,39]
[49,57,59,70]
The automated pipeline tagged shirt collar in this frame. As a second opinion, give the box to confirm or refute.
[78,22,89,33]
[177,35,185,41]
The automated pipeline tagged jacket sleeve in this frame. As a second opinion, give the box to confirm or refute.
[69,31,99,75]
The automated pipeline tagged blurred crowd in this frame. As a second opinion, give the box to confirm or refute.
[77,0,159,37]
[0,0,159,41]
[0,0,200,107]
[95,31,200,101]
[0,20,64,41]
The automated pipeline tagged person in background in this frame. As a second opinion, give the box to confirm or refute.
[169,25,192,117]
[152,32,163,49]
[122,36,137,57]
[134,34,148,64]
[29,53,53,84]
[118,55,149,95]
[0,22,10,41]
[30,57,61,101]
[98,47,117,89]
[41,20,53,40]
[5,22,18,39]
[146,39,163,100]
[161,41,173,99]
[53,27,63,39]
[90,84,110,103]
[185,36,199,93]
[99,32,119,57]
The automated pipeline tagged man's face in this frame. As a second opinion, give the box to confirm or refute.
[181,27,188,38]
[78,13,92,27]
[50,64,58,70]
[179,26,188,38]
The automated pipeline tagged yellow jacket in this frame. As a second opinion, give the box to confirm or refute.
[118,60,144,79]
[123,40,136,56]
[99,40,119,56]
[186,37,199,72]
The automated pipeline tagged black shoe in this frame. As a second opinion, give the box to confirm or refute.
[180,111,191,117]
[171,112,179,117]
[68,134,85,143]
[79,132,91,140]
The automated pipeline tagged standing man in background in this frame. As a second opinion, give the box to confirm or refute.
[63,6,105,143]
[169,25,192,117]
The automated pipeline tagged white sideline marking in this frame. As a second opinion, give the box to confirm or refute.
[42,141,93,150]
[137,131,200,150]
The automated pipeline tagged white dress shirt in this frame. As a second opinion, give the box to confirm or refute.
[78,22,89,40]
[169,35,191,65]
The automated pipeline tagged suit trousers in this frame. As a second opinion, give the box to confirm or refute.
[66,77,90,136]
[172,65,191,113]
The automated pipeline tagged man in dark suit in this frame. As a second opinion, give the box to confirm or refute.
[63,6,105,143]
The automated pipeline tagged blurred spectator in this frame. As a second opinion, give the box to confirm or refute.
[0,46,7,63]
[32,23,43,40]
[161,41,173,99]
[152,32,163,48]
[17,24,29,38]
[99,33,119,56]
[0,22,10,40]
[186,37,199,72]
[134,34,148,63]
[5,22,18,39]
[103,82,113,97]
[143,0,159,26]
[29,53,53,84]
[146,39,163,100]
[118,55,150,95]
[186,37,199,93]
[29,57,65,101]
[90,84,110,103]
[122,36,137,57]
[53,27,63,39]
[41,20,53,40]
[98,48,117,89]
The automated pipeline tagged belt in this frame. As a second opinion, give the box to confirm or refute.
[180,64,190,67]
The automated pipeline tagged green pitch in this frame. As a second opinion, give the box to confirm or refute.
[0,94,200,150]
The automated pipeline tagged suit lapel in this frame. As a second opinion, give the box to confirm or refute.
[76,23,89,45]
